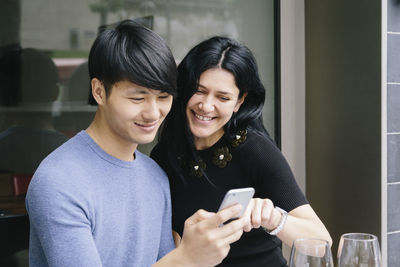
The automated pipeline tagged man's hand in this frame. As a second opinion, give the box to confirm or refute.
[176,204,245,266]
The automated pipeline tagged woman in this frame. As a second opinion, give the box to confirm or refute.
[151,36,331,266]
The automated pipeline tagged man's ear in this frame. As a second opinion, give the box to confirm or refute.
[233,92,248,112]
[91,78,106,105]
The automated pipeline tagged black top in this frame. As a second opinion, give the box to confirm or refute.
[151,129,308,267]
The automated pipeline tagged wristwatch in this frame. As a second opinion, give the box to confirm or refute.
[264,207,288,235]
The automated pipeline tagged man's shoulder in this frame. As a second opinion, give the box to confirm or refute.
[31,132,94,188]
[136,151,169,182]
[27,133,96,203]
[136,150,165,172]
[39,132,86,167]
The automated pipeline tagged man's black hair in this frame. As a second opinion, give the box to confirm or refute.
[88,19,177,105]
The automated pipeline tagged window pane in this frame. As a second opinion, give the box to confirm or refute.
[0,0,275,171]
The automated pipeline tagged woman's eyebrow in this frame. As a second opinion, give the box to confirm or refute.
[198,84,232,95]
[217,91,232,95]
[198,84,207,89]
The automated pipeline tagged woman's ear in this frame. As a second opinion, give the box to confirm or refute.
[91,78,106,105]
[234,92,248,112]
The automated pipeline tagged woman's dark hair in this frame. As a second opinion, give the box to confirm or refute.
[157,36,269,182]
[88,19,177,104]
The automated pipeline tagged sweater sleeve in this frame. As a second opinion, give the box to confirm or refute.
[241,132,308,212]
[26,170,103,267]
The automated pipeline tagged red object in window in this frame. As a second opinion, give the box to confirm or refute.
[12,174,33,196]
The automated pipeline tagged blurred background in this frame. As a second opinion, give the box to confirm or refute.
[0,1,277,266]
[2,0,399,266]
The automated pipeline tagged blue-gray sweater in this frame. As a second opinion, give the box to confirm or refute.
[26,131,174,267]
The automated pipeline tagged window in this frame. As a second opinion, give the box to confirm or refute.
[0,0,277,172]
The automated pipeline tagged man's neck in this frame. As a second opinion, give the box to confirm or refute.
[86,114,137,162]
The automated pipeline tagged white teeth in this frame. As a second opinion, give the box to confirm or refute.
[195,113,212,121]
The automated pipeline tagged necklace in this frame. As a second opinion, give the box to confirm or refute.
[188,129,247,177]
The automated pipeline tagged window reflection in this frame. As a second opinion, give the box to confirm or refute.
[0,0,275,168]
[0,48,69,174]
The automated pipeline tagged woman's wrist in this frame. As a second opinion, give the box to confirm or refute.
[264,207,288,236]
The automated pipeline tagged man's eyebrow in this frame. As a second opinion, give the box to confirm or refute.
[126,88,149,94]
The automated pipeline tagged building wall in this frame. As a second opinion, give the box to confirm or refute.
[387,0,400,265]
[305,0,382,260]
[280,0,306,193]
[279,2,305,259]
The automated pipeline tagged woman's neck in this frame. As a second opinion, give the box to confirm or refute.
[194,129,224,150]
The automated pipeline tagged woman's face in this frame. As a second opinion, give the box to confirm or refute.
[186,68,246,150]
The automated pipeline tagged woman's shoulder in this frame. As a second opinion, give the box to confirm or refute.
[232,129,291,173]
[237,129,279,156]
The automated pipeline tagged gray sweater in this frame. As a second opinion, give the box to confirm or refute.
[26,131,174,267]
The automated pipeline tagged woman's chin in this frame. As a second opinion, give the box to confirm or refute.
[190,127,214,140]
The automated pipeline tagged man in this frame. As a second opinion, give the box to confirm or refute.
[26,20,245,267]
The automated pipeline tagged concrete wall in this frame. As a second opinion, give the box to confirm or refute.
[304,0,382,258]
[280,0,306,193]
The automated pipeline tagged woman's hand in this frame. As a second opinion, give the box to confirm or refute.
[242,200,332,248]
[242,198,282,232]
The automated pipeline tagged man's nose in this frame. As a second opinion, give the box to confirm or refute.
[142,99,160,122]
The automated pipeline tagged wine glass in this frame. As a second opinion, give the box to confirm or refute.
[289,238,334,267]
[337,233,381,267]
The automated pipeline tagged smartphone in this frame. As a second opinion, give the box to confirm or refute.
[217,187,255,224]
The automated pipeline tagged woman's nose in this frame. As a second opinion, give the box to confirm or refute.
[198,100,215,113]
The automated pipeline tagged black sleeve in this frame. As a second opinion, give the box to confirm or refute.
[240,132,308,212]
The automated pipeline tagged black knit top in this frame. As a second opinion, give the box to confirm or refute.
[151,129,308,266]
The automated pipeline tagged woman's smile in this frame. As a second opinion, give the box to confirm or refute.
[192,111,215,122]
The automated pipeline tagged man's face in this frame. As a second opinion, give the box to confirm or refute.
[101,80,173,146]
